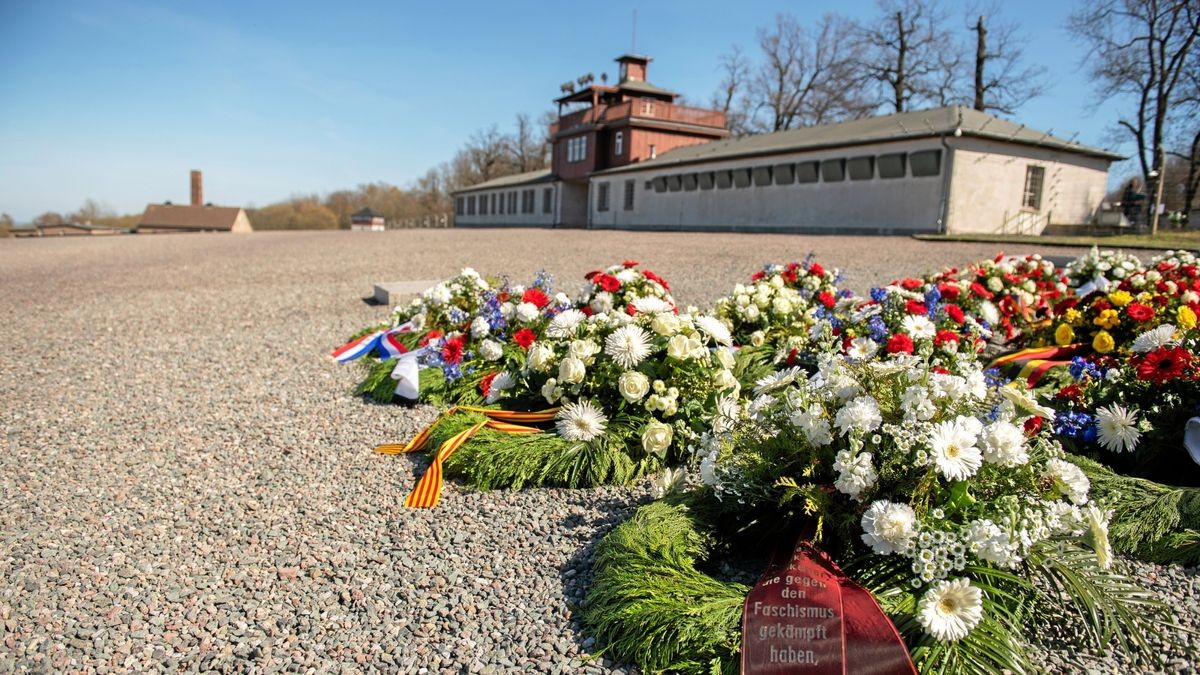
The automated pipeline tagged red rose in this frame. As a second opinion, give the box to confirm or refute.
[808,262,825,277]
[596,274,621,293]
[512,328,536,349]
[886,333,914,354]
[1023,416,1044,436]
[418,329,443,347]
[1125,303,1155,322]
[900,277,923,290]
[934,330,960,346]
[1136,347,1191,383]
[905,299,928,315]
[622,260,639,268]
[643,270,671,291]
[626,303,638,316]
[944,304,965,324]
[818,291,836,309]
[441,336,465,365]
[479,372,499,397]
[522,287,551,309]
[580,305,593,317]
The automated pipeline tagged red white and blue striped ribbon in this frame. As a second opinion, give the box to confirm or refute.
[330,322,413,363]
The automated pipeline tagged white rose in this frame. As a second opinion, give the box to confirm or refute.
[735,294,751,308]
[409,313,426,330]
[479,339,503,361]
[987,277,1004,292]
[569,339,600,361]
[749,330,766,347]
[713,369,739,392]
[500,302,515,320]
[515,302,539,323]
[618,371,650,402]
[714,347,735,369]
[772,297,792,315]
[666,334,693,360]
[641,420,673,459]
[769,275,785,289]
[558,356,586,384]
[528,343,555,372]
[744,305,761,322]
[470,316,490,338]
[541,378,562,404]
[650,312,681,336]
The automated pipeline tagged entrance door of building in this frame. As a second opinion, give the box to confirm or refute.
[558,181,588,228]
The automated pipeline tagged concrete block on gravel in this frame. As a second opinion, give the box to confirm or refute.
[372,280,436,306]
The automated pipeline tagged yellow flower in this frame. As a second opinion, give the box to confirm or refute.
[1054,323,1075,346]
[1064,308,1083,326]
[1179,305,1197,330]
[1092,330,1115,354]
[1107,290,1133,307]
[1093,308,1121,329]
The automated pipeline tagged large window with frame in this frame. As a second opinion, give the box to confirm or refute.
[567,136,589,163]
[597,182,610,211]
[467,195,476,215]
[543,187,553,214]
[455,197,464,216]
[478,194,488,215]
[623,180,635,210]
[1022,165,1045,210]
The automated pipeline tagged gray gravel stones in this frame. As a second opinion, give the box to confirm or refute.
[0,230,1188,673]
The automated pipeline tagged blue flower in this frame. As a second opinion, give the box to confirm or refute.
[867,315,888,342]
[869,287,888,303]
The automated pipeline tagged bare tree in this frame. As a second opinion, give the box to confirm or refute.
[856,0,956,113]
[743,13,870,132]
[510,113,549,173]
[69,198,114,224]
[462,125,514,184]
[711,45,754,135]
[1168,48,1200,217]
[33,211,63,227]
[1070,0,1200,215]
[968,7,1047,114]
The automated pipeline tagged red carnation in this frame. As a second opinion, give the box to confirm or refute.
[905,299,928,315]
[900,277,923,290]
[580,305,593,317]
[786,348,799,366]
[522,287,551,309]
[626,303,638,316]
[1023,416,1044,436]
[944,304,965,324]
[596,274,621,293]
[969,282,994,299]
[781,267,798,283]
[441,336,465,365]
[418,329,443,347]
[512,328,536,349]
[1136,347,1191,384]
[584,270,601,281]
[886,333,914,354]
[479,372,499,398]
[622,260,640,268]
[818,291,836,309]
[938,282,961,300]
[643,270,671,291]
[934,330,960,346]
[751,270,766,282]
[808,262,826,277]
[931,366,950,375]
[1126,303,1155,322]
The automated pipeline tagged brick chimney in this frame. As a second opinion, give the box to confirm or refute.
[190,170,203,206]
[616,54,650,83]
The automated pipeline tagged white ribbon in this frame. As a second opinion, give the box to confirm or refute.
[1186,417,1200,466]
[390,348,426,400]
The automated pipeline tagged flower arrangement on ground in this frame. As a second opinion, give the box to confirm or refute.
[583,350,1171,674]
[1064,245,1143,296]
[712,257,846,351]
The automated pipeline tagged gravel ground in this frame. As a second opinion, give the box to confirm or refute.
[0,229,1190,673]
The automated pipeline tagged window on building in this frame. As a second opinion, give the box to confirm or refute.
[491,193,497,214]
[848,156,875,181]
[623,180,635,210]
[667,175,683,192]
[878,153,906,179]
[820,159,845,182]
[753,166,773,186]
[909,150,942,177]
[478,194,487,216]
[774,164,795,185]
[795,161,819,183]
[652,176,668,193]
[715,170,734,189]
[614,131,624,156]
[699,172,716,190]
[508,191,517,215]
[682,173,699,191]
[567,136,590,163]
[733,168,753,188]
[1022,165,1045,210]
[640,100,656,116]
[597,182,610,211]
[543,187,553,214]
[467,195,476,215]
[520,189,530,214]
[455,197,464,216]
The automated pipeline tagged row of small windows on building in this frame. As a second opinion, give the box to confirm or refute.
[455,187,555,217]
[642,149,943,194]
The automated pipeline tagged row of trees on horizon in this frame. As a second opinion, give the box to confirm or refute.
[4,0,1196,235]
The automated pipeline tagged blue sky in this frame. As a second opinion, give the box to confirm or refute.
[0,0,1126,221]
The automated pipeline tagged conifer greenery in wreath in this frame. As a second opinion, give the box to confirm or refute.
[582,349,1175,674]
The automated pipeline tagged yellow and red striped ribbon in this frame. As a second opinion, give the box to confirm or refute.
[373,406,560,508]
[988,343,1085,387]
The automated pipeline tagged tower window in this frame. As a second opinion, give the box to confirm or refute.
[615,131,624,156]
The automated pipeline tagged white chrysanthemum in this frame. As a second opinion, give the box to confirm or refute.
[694,315,732,346]
[928,418,983,481]
[1131,324,1179,354]
[754,366,805,395]
[790,404,833,446]
[1046,458,1090,505]
[555,400,608,442]
[964,519,1017,567]
[917,578,983,641]
[546,309,586,338]
[846,337,879,361]
[860,500,917,555]
[902,314,937,339]
[834,396,882,436]
[979,300,1000,326]
[631,296,671,315]
[479,339,503,362]
[1085,504,1113,570]
[900,385,936,421]
[1096,403,1143,453]
[590,291,615,314]
[833,450,877,499]
[979,420,1028,466]
[515,302,540,323]
[484,372,514,404]
[604,325,653,369]
[470,316,491,338]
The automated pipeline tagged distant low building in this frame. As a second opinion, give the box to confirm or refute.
[350,208,386,232]
[37,223,122,236]
[135,170,253,234]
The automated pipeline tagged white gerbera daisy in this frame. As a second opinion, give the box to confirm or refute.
[928,418,983,481]
[1084,504,1113,570]
[1130,324,1179,354]
[917,578,983,641]
[1095,403,1142,453]
[834,396,883,436]
[555,400,608,442]
[545,309,586,339]
[902,314,937,339]
[604,325,652,369]
[860,500,917,555]
[631,296,671,315]
[754,366,805,395]
[846,337,879,361]
[1045,458,1090,505]
[694,315,732,346]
